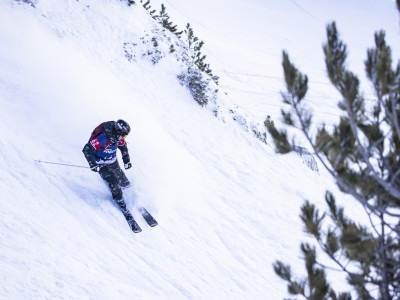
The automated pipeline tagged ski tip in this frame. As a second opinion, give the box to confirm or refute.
[128,221,142,233]
[131,224,142,233]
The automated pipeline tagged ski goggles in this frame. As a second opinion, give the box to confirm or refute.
[117,133,128,140]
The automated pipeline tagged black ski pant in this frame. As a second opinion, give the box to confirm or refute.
[98,160,130,211]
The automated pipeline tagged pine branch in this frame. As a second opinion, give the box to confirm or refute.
[341,90,400,202]
[320,24,400,215]
[378,212,392,300]
[281,50,400,218]
[274,9,400,297]
[390,98,400,144]
[363,204,381,237]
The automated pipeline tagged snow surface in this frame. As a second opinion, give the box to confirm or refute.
[0,0,399,299]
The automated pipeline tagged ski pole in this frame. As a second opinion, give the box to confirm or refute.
[35,160,89,169]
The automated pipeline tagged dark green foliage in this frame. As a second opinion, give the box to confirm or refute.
[177,23,219,106]
[265,115,292,153]
[270,9,400,300]
[274,243,344,300]
[282,51,311,133]
[282,51,308,103]
[183,23,218,84]
[264,115,275,128]
[151,36,158,47]
[323,22,347,88]
[265,52,310,152]
[137,0,156,17]
[154,4,183,37]
[177,69,210,106]
[300,201,324,240]
[128,2,218,106]
[136,0,180,34]
[365,31,392,96]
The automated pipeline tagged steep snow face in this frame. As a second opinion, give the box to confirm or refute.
[0,0,398,299]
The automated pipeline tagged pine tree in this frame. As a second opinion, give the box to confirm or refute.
[274,239,352,300]
[141,0,156,17]
[154,4,182,37]
[270,6,400,300]
[183,23,218,84]
[177,23,219,106]
[184,23,201,69]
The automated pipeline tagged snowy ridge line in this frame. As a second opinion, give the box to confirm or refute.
[221,70,333,85]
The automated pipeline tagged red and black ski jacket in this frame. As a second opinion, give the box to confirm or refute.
[82,121,130,168]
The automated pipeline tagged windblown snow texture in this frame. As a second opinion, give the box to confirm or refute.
[0,0,398,299]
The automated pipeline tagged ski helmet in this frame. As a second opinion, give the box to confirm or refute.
[114,119,131,137]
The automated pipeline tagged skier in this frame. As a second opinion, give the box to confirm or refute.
[82,119,137,227]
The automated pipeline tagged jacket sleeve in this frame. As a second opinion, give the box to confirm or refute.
[82,142,97,168]
[118,140,130,164]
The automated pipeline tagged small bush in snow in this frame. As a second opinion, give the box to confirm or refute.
[178,69,213,107]
[123,42,137,62]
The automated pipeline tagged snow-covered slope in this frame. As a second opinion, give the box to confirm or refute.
[0,0,398,299]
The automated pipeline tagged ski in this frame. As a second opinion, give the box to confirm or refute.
[127,218,142,233]
[138,207,158,227]
[123,210,142,233]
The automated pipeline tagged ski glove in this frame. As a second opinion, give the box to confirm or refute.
[124,162,132,170]
[91,165,100,172]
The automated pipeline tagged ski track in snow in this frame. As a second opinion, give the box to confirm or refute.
[0,0,399,299]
